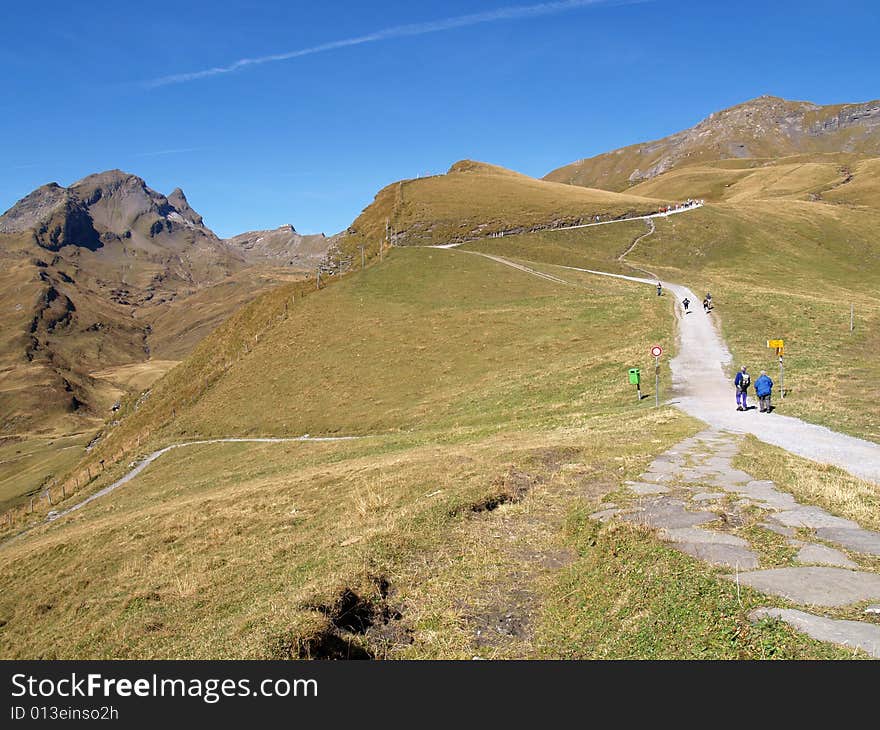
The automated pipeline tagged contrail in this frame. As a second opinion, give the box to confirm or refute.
[145,0,631,87]
[133,146,208,157]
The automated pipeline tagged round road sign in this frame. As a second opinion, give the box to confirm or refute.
[650,345,663,358]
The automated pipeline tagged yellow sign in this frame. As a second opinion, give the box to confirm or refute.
[767,339,784,348]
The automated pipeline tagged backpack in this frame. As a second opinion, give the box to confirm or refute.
[740,373,750,389]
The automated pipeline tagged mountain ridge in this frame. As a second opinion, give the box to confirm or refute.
[545,95,880,191]
[0,170,330,439]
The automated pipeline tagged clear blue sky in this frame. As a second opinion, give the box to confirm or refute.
[2,0,878,237]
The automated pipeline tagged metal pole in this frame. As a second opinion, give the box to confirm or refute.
[779,355,785,400]
[655,357,660,407]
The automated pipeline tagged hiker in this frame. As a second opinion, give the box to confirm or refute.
[657,282,662,297]
[755,370,774,413]
[734,365,751,411]
[682,297,690,312]
[706,292,712,305]
[703,298,710,312]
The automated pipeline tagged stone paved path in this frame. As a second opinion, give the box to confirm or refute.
[592,429,880,657]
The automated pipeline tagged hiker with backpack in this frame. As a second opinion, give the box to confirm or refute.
[755,370,774,413]
[734,365,751,411]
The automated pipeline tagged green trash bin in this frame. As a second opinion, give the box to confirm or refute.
[628,368,641,385]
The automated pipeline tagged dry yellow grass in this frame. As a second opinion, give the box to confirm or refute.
[340,160,662,252]
[735,436,880,532]
[89,360,180,399]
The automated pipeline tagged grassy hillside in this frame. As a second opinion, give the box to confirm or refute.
[0,244,310,512]
[338,160,662,255]
[389,156,880,444]
[1,242,850,659]
[3,149,878,659]
[630,200,880,442]
[35,247,675,495]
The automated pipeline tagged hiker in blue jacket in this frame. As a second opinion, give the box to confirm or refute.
[734,365,750,411]
[755,370,774,413]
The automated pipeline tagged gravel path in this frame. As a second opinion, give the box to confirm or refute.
[639,275,880,484]
[471,252,880,484]
[432,202,702,249]
[1,436,358,548]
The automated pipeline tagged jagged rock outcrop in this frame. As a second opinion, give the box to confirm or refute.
[0,170,224,252]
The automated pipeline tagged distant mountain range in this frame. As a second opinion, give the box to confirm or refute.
[545,96,880,190]
[0,170,333,434]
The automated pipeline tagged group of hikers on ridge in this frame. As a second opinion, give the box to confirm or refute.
[734,365,775,413]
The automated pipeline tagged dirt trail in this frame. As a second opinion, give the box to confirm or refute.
[1,436,358,548]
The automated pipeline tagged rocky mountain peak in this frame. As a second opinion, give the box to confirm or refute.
[167,187,204,227]
[0,170,216,251]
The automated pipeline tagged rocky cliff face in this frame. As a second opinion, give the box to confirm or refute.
[545,96,880,191]
[0,170,223,253]
[224,224,334,268]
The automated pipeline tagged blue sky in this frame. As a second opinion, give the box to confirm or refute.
[2,0,878,237]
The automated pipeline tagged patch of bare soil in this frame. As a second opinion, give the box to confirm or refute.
[277,576,413,660]
[455,449,615,656]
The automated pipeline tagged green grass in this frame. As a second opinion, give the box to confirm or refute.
[461,220,646,274]
[0,412,698,659]
[631,201,880,442]
[0,238,733,660]
[0,433,89,512]
[39,246,673,507]
[537,519,857,659]
[5,149,879,660]
[734,436,880,534]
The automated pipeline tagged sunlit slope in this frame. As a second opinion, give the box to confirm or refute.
[340,160,662,253]
[623,153,880,207]
[821,157,880,207]
[545,96,880,191]
[630,200,880,441]
[75,248,672,467]
[0,237,855,661]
